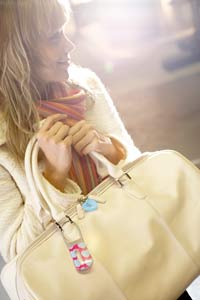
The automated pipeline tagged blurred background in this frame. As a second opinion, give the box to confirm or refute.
[1,0,200,299]
[68,0,200,167]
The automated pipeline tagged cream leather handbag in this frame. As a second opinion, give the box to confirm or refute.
[1,136,200,300]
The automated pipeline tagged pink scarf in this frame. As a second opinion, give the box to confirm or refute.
[37,82,102,195]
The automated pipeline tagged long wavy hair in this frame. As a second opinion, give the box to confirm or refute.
[0,0,71,161]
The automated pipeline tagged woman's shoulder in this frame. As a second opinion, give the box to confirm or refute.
[68,64,104,93]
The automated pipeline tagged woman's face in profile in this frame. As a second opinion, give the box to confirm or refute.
[35,22,75,84]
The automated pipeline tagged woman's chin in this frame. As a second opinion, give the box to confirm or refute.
[53,70,69,82]
[60,67,70,80]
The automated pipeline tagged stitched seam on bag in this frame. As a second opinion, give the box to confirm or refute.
[145,197,200,272]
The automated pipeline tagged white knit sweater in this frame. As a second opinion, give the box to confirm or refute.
[0,66,141,262]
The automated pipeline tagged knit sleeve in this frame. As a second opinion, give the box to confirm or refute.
[84,70,141,177]
[0,166,44,262]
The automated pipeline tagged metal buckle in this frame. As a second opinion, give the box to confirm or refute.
[56,215,93,273]
[116,172,132,187]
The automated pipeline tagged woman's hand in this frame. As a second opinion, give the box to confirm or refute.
[37,114,72,191]
[69,120,125,164]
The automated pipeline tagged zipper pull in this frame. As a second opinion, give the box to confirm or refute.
[76,203,85,219]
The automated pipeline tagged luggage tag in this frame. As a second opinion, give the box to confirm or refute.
[57,216,93,273]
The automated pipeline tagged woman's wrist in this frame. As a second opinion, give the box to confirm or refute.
[43,168,68,192]
[99,137,126,165]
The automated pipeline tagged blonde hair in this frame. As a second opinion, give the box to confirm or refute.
[0,0,70,161]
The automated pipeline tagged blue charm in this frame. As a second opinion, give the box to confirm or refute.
[82,198,98,212]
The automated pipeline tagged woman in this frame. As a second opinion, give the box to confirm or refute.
[0,2,195,300]
[0,0,140,263]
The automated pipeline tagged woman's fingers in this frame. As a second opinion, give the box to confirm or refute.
[53,124,70,143]
[68,120,86,136]
[71,123,92,145]
[69,121,104,155]
[45,121,64,136]
[74,130,97,154]
[37,114,70,144]
[38,114,68,134]
[35,114,74,186]
[63,135,73,146]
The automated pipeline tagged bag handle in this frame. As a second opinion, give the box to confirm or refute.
[24,136,50,220]
[24,135,138,222]
[25,136,68,222]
